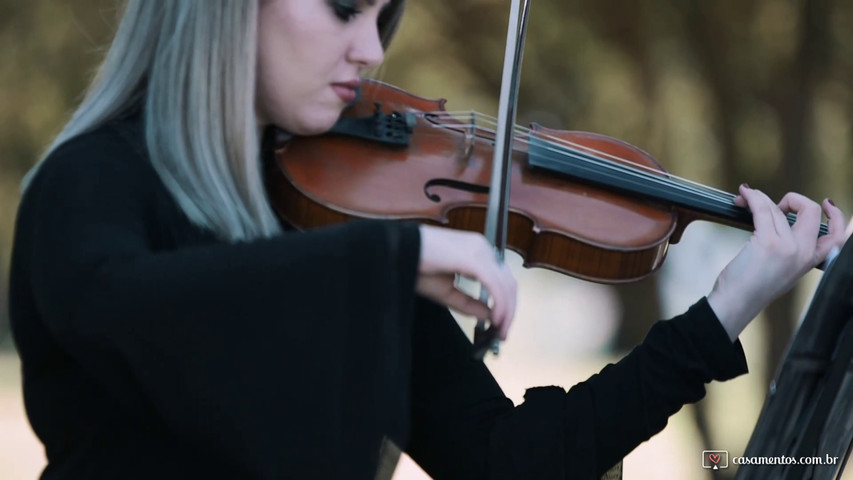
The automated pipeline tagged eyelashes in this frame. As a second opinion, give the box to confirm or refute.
[330,0,362,22]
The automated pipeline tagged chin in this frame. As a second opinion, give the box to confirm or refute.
[288,111,343,136]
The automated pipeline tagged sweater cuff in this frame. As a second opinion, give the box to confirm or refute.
[671,297,749,381]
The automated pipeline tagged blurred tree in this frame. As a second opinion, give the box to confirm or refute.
[0,247,7,347]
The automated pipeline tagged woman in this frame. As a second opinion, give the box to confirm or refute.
[8,1,847,479]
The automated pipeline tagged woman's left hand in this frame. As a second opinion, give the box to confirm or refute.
[707,184,847,341]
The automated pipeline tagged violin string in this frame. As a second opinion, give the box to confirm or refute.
[495,121,814,229]
[501,122,735,207]
[421,120,736,217]
[417,111,818,231]
[419,111,734,208]
[425,110,729,199]
[451,111,734,202]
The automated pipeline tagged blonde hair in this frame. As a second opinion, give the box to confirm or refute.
[25,0,406,243]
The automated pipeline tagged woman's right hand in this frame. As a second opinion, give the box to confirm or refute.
[417,225,518,340]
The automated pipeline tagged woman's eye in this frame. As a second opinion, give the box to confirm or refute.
[332,1,361,22]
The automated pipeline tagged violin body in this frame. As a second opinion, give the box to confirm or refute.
[265,80,693,283]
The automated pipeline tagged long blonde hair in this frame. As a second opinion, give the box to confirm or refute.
[25,0,405,243]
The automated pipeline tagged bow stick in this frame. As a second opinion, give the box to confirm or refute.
[472,0,532,360]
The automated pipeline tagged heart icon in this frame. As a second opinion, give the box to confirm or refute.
[709,454,721,464]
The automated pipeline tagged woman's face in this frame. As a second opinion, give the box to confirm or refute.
[256,0,390,135]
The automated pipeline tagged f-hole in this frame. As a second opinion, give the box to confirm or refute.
[424,179,490,203]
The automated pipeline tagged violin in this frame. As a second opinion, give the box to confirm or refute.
[264,79,828,284]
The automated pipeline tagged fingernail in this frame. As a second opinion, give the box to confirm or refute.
[828,198,836,206]
[741,183,750,190]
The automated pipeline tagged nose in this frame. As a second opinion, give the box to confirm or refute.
[347,23,385,69]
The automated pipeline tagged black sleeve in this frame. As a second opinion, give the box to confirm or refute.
[16,130,421,479]
[405,298,748,480]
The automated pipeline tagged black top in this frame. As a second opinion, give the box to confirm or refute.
[8,114,748,480]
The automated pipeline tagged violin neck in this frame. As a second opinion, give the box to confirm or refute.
[527,137,829,236]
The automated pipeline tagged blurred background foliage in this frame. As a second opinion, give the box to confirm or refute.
[0,1,851,478]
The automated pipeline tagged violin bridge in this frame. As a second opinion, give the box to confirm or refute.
[462,111,476,162]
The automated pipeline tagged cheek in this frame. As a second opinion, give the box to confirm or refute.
[255,57,286,125]
[255,3,301,121]
[253,5,342,134]
[255,69,338,135]
[255,30,303,127]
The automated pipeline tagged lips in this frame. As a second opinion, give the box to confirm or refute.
[331,80,360,103]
